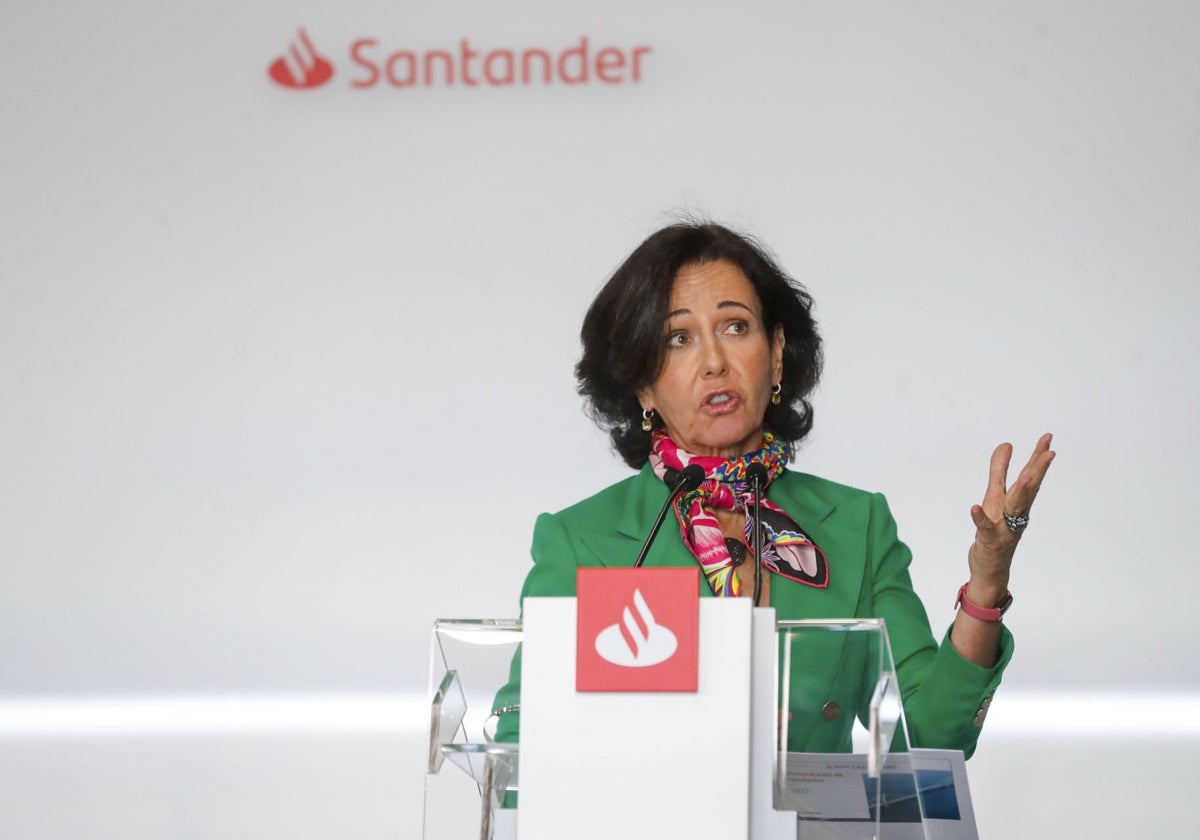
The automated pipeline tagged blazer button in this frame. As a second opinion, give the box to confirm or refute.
[821,701,840,722]
[973,693,995,727]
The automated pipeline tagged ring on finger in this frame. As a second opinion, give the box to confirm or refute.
[1003,510,1030,534]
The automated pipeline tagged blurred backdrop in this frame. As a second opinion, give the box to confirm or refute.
[2,1,1197,836]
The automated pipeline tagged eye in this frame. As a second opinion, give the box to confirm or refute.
[667,330,690,348]
[725,319,750,335]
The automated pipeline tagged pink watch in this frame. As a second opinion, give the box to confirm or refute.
[955,583,1013,623]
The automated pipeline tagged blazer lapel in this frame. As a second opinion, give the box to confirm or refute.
[766,471,875,751]
[578,465,703,577]
[766,471,866,619]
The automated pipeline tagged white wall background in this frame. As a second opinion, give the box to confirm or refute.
[2,1,1196,836]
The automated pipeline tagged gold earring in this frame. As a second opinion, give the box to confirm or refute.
[641,408,654,431]
[770,383,782,405]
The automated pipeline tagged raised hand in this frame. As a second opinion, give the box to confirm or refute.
[967,433,1056,591]
[952,433,1055,667]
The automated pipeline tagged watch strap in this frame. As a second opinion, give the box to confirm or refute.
[955,583,1013,622]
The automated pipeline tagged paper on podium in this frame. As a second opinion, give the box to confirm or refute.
[781,748,978,840]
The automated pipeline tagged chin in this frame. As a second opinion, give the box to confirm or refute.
[694,426,763,457]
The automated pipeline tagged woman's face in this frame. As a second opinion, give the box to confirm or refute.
[638,260,784,459]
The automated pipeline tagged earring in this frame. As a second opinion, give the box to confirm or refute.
[641,408,655,431]
[770,383,782,405]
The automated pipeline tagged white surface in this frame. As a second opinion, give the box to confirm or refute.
[2,0,1197,699]
[751,609,802,840]
[520,597,753,839]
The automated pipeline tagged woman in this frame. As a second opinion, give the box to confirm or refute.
[492,221,1054,756]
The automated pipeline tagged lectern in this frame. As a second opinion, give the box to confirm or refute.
[425,577,948,839]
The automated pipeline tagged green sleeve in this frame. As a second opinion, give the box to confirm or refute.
[491,512,579,743]
[867,492,1013,758]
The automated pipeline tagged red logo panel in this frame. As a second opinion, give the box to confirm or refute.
[576,567,699,692]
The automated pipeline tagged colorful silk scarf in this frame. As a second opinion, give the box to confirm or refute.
[649,431,829,597]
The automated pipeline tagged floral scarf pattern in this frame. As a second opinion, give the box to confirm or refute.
[648,431,829,597]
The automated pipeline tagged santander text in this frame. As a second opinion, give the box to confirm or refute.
[349,37,652,89]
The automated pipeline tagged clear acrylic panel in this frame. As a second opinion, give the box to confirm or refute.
[424,619,522,840]
[776,619,930,840]
[428,670,466,774]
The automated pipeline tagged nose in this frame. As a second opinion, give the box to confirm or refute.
[701,333,727,377]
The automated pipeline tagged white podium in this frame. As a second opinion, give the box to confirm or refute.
[520,597,759,839]
[425,594,935,840]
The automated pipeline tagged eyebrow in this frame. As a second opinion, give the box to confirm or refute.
[666,300,754,319]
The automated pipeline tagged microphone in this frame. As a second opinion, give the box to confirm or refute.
[634,464,704,568]
[745,463,770,605]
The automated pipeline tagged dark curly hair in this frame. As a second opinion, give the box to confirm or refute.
[577,221,823,469]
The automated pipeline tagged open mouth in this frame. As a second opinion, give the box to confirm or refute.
[702,392,740,414]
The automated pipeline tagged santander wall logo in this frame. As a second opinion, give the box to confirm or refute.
[268,27,652,91]
[576,568,698,692]
[268,29,334,89]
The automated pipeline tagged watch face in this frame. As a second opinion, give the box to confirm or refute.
[996,592,1014,615]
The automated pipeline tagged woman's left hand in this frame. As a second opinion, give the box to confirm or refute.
[966,433,1056,597]
[951,434,1055,667]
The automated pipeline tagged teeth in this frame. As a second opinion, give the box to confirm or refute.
[708,394,731,404]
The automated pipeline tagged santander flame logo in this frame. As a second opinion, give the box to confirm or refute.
[576,568,697,692]
[268,28,334,89]
[594,588,678,667]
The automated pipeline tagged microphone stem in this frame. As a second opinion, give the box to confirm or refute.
[751,475,764,606]
[634,473,691,568]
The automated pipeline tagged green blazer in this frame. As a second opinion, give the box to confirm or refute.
[494,465,1011,757]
